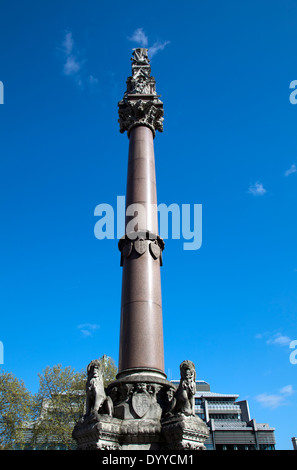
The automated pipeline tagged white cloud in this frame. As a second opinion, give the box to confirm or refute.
[266,332,292,347]
[248,181,266,196]
[88,75,99,85]
[255,331,292,347]
[256,331,292,347]
[255,392,284,409]
[148,40,171,59]
[128,28,170,59]
[77,323,100,337]
[61,32,81,78]
[63,31,74,55]
[128,28,148,47]
[255,333,264,340]
[284,164,297,177]
[280,385,294,396]
[64,55,81,76]
[59,31,98,89]
[62,31,74,56]
[255,385,295,409]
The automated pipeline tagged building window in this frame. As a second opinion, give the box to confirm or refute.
[209,413,241,420]
[216,444,257,451]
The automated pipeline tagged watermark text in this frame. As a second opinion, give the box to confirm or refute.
[0,81,3,104]
[94,196,202,251]
[290,340,297,365]
[0,341,3,364]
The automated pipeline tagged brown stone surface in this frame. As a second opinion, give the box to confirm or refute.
[125,126,158,232]
[118,125,164,375]
[119,301,164,372]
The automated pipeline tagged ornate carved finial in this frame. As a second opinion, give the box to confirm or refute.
[118,48,164,137]
[131,48,150,66]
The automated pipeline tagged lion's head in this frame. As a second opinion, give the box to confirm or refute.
[180,360,196,382]
[87,359,102,379]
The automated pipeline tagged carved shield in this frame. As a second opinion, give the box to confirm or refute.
[131,391,151,418]
[123,241,133,258]
[149,241,160,260]
[134,238,147,255]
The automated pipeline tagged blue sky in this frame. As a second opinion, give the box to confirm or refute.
[0,0,297,450]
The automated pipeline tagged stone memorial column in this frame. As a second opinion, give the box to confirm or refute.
[72,49,209,451]
[118,48,165,380]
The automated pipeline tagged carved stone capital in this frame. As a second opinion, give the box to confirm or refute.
[118,48,164,138]
[118,99,164,137]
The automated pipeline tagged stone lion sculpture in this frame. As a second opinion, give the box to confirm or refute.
[172,360,196,416]
[85,359,113,417]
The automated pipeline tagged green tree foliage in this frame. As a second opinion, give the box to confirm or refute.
[100,354,118,387]
[32,364,86,449]
[0,370,35,449]
[0,356,117,449]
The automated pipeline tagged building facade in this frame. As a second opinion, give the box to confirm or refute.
[171,379,276,450]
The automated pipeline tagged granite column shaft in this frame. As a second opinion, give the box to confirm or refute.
[118,125,165,377]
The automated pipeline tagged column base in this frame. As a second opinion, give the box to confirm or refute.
[72,360,209,451]
[116,367,167,381]
[72,411,209,451]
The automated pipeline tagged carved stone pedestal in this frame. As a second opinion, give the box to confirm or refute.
[106,372,172,449]
[72,414,121,450]
[73,370,175,450]
[162,415,209,450]
[72,360,209,451]
[73,414,163,450]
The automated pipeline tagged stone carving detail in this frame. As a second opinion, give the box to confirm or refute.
[118,99,164,137]
[73,363,209,450]
[131,48,150,66]
[161,360,209,450]
[161,414,209,450]
[134,237,147,256]
[131,383,151,418]
[122,241,133,259]
[119,231,165,266]
[168,360,197,417]
[149,240,161,260]
[85,359,113,417]
[107,380,165,421]
[127,48,156,96]
[118,48,164,137]
[97,444,120,450]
